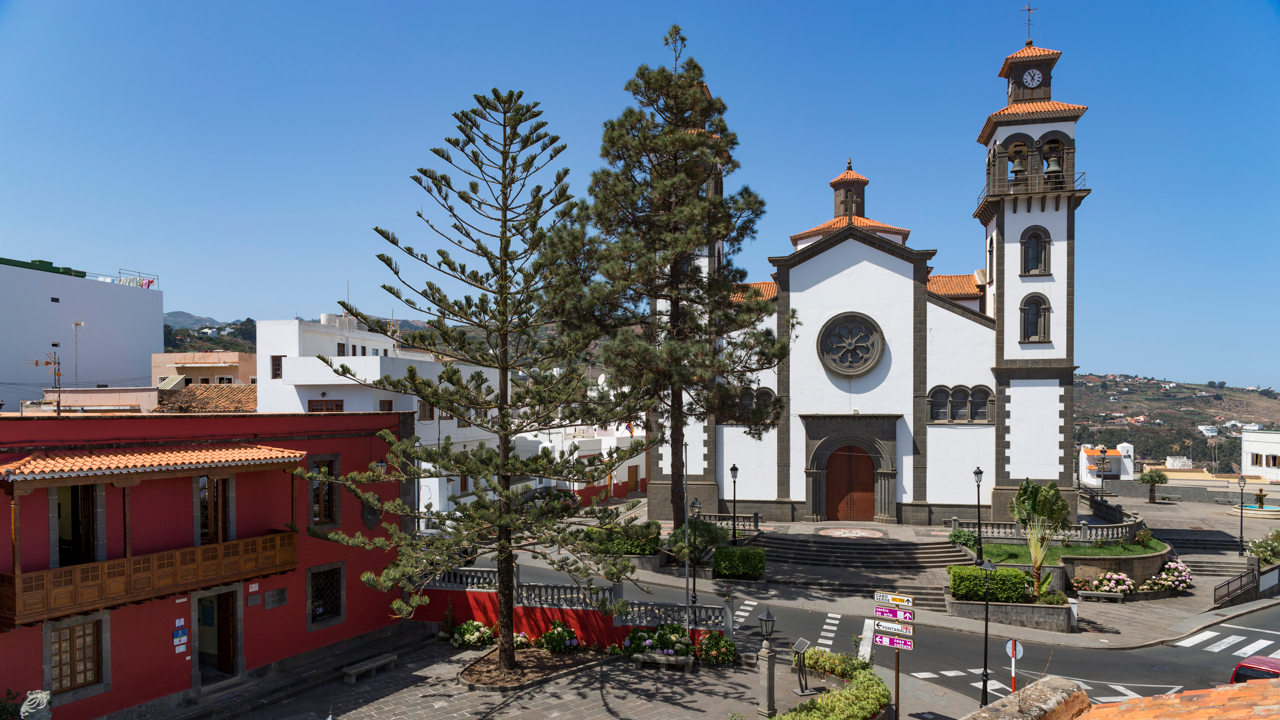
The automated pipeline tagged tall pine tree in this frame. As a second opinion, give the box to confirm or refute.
[307,90,652,671]
[564,27,794,526]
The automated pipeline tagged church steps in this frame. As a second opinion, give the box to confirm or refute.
[750,535,971,570]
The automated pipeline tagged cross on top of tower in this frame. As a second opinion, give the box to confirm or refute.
[1022,3,1038,44]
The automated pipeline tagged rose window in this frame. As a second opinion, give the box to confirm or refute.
[817,313,884,378]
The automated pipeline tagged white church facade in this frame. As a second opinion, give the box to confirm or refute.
[648,41,1087,525]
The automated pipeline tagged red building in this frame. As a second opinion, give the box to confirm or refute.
[0,411,414,720]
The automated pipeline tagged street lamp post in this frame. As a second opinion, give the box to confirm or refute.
[730,464,739,546]
[1239,475,1247,557]
[758,607,777,719]
[690,498,702,606]
[974,467,985,563]
[1096,444,1107,496]
[980,559,996,707]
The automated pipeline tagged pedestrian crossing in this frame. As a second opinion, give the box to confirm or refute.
[732,599,758,631]
[818,613,842,647]
[907,668,1171,703]
[1173,629,1280,658]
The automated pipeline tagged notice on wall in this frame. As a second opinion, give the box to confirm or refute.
[175,644,187,654]
[175,618,185,628]
[174,629,188,646]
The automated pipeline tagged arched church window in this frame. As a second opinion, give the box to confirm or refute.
[930,389,949,421]
[739,388,755,413]
[755,387,776,409]
[971,388,990,421]
[1020,295,1050,342]
[950,389,969,421]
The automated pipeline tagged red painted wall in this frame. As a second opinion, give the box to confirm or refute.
[575,483,610,505]
[409,589,632,647]
[0,412,411,719]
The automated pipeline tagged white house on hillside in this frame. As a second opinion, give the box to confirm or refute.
[1242,430,1280,484]
[1078,443,1134,486]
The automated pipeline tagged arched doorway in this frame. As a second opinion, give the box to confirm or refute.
[825,445,876,521]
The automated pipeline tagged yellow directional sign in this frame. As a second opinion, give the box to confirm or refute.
[874,592,914,607]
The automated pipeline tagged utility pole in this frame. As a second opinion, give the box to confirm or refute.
[73,320,85,388]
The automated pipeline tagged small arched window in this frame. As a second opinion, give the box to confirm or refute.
[1022,232,1049,275]
[971,388,990,421]
[950,389,970,421]
[755,387,776,409]
[739,388,755,414]
[1021,295,1050,342]
[930,389,950,421]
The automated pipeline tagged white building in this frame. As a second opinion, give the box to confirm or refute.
[1197,425,1219,437]
[255,315,499,512]
[1079,443,1134,486]
[1242,430,1280,484]
[0,257,162,404]
[649,41,1087,525]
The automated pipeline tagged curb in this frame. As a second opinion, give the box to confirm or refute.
[456,650,625,694]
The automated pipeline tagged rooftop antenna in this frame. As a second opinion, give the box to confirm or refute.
[23,352,61,416]
[1022,3,1038,45]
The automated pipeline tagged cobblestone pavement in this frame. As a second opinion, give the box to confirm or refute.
[236,642,815,720]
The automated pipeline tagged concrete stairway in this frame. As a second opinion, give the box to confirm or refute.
[1178,555,1251,580]
[1152,529,1248,555]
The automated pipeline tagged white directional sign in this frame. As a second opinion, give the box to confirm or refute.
[874,592,914,607]
[874,620,913,636]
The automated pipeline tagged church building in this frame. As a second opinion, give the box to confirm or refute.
[648,41,1089,525]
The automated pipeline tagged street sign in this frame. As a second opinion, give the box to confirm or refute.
[1006,639,1023,660]
[874,606,914,622]
[874,592,914,607]
[874,620,913,636]
[874,634,914,651]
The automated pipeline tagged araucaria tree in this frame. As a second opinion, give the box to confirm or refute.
[305,90,652,671]
[570,26,793,526]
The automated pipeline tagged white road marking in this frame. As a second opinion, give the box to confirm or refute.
[858,620,874,662]
[817,638,833,646]
[970,681,1008,697]
[1234,639,1275,657]
[911,672,938,678]
[827,613,842,618]
[820,632,835,638]
[1093,685,1141,703]
[1204,635,1248,653]
[822,625,838,631]
[1271,647,1280,659]
[741,600,757,606]
[968,669,986,674]
[940,671,967,677]
[1222,624,1280,636]
[1174,631,1219,647]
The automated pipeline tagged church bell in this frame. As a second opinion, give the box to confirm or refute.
[1044,155,1063,174]
[1010,157,1027,174]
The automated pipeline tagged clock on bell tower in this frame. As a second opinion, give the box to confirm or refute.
[1003,39,1056,104]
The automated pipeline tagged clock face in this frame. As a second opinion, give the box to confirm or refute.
[1022,68,1043,88]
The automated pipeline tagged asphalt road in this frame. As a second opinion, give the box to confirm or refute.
[515,562,1280,705]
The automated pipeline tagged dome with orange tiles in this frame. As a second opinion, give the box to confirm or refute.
[829,159,869,187]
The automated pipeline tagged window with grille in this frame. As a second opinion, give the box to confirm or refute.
[51,620,100,694]
[310,568,342,624]
[312,460,336,523]
[271,355,284,379]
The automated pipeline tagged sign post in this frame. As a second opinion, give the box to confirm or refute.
[871,592,914,719]
[1005,639,1024,693]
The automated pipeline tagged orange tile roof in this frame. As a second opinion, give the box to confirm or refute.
[977,100,1088,145]
[1082,449,1122,457]
[731,281,778,303]
[999,43,1063,78]
[791,214,911,243]
[155,384,257,413]
[0,444,307,482]
[1083,677,1280,719]
[927,274,982,299]
[830,166,869,187]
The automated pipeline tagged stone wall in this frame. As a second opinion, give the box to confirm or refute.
[1061,546,1170,584]
[1103,478,1238,505]
[945,595,1074,633]
[959,676,1091,720]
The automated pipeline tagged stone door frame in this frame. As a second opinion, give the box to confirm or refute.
[801,414,900,524]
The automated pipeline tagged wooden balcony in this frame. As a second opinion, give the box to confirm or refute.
[0,532,296,629]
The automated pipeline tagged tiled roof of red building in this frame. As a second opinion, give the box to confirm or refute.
[999,43,1063,77]
[1083,677,1280,719]
[0,445,306,482]
[927,274,982,299]
[978,100,1088,145]
[155,384,257,413]
[791,215,911,243]
[731,281,778,303]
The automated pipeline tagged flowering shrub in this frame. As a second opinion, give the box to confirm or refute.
[1070,577,1092,592]
[622,623,693,657]
[1248,529,1280,565]
[450,620,495,648]
[535,620,580,654]
[791,648,872,679]
[695,632,738,665]
[1138,560,1194,592]
[513,631,532,650]
[1083,572,1136,595]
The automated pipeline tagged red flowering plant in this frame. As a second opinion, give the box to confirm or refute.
[695,632,737,666]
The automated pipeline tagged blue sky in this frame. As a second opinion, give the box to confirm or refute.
[1,1,1277,387]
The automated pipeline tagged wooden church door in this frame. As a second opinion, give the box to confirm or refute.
[825,446,876,521]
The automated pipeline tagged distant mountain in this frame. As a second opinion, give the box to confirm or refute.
[165,311,227,330]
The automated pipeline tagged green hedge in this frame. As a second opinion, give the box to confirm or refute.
[947,565,1029,603]
[790,648,872,679]
[582,520,662,556]
[782,668,890,719]
[713,546,766,579]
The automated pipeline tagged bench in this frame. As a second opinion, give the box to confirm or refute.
[343,654,397,684]
[1077,591,1124,603]
[631,652,694,672]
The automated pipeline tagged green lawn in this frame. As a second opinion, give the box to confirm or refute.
[980,539,1167,566]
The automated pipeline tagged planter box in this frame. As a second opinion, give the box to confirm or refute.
[1128,588,1174,602]
[1076,590,1124,603]
[945,594,1074,633]
[1062,547,1170,586]
[631,652,694,672]
[625,553,667,573]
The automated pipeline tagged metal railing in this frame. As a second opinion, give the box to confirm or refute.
[700,513,760,533]
[1215,569,1259,607]
[977,171,1086,207]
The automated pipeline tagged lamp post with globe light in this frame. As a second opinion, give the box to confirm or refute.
[690,498,702,605]
[1239,475,1247,557]
[758,607,777,718]
[974,467,984,563]
[731,464,739,546]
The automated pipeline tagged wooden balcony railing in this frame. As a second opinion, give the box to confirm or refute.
[0,532,297,628]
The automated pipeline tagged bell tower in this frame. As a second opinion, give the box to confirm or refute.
[974,42,1090,522]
